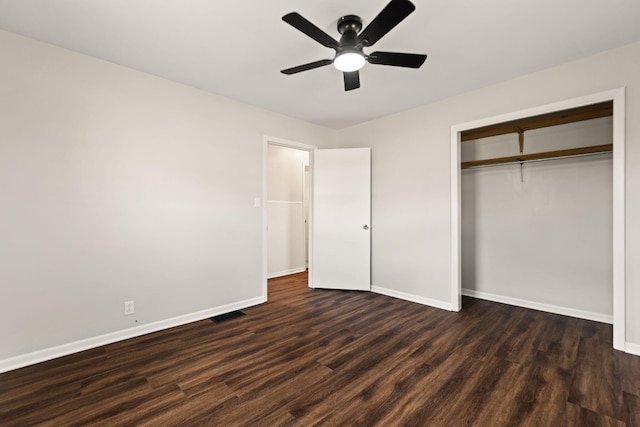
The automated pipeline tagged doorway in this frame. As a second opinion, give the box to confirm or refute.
[450,88,626,352]
[266,144,309,278]
[262,136,317,298]
[262,139,372,298]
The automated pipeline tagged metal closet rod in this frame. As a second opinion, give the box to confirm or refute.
[462,150,613,170]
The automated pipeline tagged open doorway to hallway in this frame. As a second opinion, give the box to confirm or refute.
[266,144,310,285]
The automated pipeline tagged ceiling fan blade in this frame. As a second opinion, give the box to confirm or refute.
[283,13,340,49]
[367,51,427,68]
[356,0,416,47]
[281,59,333,75]
[344,71,360,91]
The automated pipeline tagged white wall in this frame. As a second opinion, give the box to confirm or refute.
[267,145,308,277]
[337,41,640,348]
[0,30,335,369]
[461,118,613,321]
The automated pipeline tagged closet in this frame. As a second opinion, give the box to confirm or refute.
[460,102,614,322]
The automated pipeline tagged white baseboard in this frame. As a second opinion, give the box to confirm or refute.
[267,268,306,279]
[0,296,266,374]
[462,288,613,324]
[372,286,454,311]
[625,342,640,356]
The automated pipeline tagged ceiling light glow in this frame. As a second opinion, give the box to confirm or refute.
[334,52,366,72]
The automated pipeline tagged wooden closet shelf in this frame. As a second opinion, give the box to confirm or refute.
[461,101,613,142]
[461,144,613,169]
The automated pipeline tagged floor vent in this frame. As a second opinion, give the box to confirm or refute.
[210,310,246,323]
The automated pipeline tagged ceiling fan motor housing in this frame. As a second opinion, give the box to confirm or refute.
[337,15,363,49]
[338,15,363,35]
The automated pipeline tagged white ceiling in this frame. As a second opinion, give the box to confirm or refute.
[1,0,640,129]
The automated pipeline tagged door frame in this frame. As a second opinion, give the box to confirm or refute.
[262,136,318,299]
[450,88,626,352]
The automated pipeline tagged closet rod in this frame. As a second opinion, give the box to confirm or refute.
[462,150,612,170]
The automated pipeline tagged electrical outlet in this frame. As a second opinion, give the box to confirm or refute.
[124,300,134,315]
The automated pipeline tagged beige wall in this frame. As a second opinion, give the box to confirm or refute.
[337,41,640,347]
[0,30,335,367]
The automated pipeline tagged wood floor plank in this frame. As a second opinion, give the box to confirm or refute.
[623,392,640,427]
[568,336,625,420]
[320,358,425,425]
[1,271,638,426]
[617,351,640,396]
[571,403,626,427]
[436,355,521,425]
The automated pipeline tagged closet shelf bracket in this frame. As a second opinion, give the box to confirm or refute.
[517,127,525,182]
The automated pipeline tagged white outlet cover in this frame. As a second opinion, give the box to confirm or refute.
[124,300,134,315]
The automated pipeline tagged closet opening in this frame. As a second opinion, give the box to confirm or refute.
[462,101,613,321]
[450,89,626,352]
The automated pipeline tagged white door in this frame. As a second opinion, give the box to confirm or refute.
[312,148,371,291]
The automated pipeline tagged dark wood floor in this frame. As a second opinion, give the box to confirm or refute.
[1,272,639,426]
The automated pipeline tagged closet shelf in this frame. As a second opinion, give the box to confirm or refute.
[461,144,613,169]
[460,102,613,142]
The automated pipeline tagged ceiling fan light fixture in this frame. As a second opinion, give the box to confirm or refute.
[334,51,366,72]
[281,0,427,91]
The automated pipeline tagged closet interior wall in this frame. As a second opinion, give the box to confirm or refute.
[461,116,613,322]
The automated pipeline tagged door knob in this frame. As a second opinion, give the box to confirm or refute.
[363,225,369,230]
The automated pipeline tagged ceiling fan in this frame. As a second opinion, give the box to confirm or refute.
[280,0,427,91]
